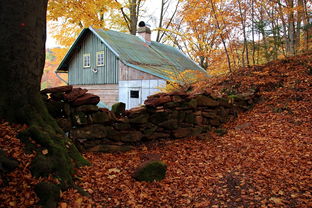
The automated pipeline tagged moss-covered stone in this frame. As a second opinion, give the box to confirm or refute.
[72,111,88,126]
[146,132,170,140]
[158,119,178,130]
[187,99,198,108]
[70,125,108,140]
[34,182,60,208]
[111,102,126,116]
[143,125,158,136]
[129,114,149,124]
[110,131,143,142]
[90,111,110,124]
[113,122,131,130]
[76,105,99,113]
[184,113,196,124]
[196,95,219,107]
[177,111,186,122]
[133,160,167,182]
[164,102,180,108]
[150,112,170,124]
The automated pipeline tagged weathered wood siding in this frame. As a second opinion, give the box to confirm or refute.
[68,32,119,85]
[73,84,118,107]
[119,61,161,80]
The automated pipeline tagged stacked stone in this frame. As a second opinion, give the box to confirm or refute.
[41,86,258,153]
[40,85,103,132]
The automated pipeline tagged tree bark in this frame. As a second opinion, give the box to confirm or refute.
[0,0,88,201]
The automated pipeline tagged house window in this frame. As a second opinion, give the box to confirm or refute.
[83,53,90,68]
[96,51,105,66]
[130,90,139,98]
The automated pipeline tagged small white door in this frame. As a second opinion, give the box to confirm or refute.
[129,88,141,109]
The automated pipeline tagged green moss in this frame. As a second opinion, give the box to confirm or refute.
[34,182,60,208]
[30,153,53,177]
[111,102,126,115]
[133,160,167,182]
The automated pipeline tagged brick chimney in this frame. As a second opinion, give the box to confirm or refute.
[137,21,151,43]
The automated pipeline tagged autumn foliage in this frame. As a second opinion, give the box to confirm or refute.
[41,48,68,89]
[2,52,311,207]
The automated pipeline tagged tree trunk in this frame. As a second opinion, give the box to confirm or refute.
[129,0,138,35]
[0,1,88,205]
[237,0,249,67]
[287,0,296,55]
[251,0,256,65]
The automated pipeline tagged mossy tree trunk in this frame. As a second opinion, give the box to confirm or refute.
[0,0,88,190]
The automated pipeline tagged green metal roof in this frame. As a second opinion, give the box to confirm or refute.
[56,27,206,80]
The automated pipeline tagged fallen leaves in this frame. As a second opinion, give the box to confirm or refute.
[58,54,312,207]
[0,122,40,208]
[1,54,312,207]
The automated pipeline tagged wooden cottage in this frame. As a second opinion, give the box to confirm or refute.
[56,23,205,109]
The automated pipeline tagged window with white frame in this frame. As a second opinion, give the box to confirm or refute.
[96,51,105,66]
[83,53,90,68]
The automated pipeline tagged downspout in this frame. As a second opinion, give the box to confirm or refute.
[54,71,68,85]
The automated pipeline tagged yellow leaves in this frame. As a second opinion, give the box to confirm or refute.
[108,168,121,173]
[269,197,284,204]
[47,0,130,47]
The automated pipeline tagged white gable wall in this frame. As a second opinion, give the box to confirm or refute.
[119,80,166,109]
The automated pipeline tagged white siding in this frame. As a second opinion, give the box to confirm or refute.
[119,80,166,109]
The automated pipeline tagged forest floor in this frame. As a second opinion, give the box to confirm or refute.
[1,53,312,208]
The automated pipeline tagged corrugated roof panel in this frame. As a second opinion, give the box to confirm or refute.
[57,27,207,80]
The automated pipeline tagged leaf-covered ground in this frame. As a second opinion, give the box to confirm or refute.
[1,53,311,207]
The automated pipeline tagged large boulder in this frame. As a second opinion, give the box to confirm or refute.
[133,160,167,182]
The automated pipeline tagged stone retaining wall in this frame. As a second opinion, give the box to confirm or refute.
[41,86,258,152]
